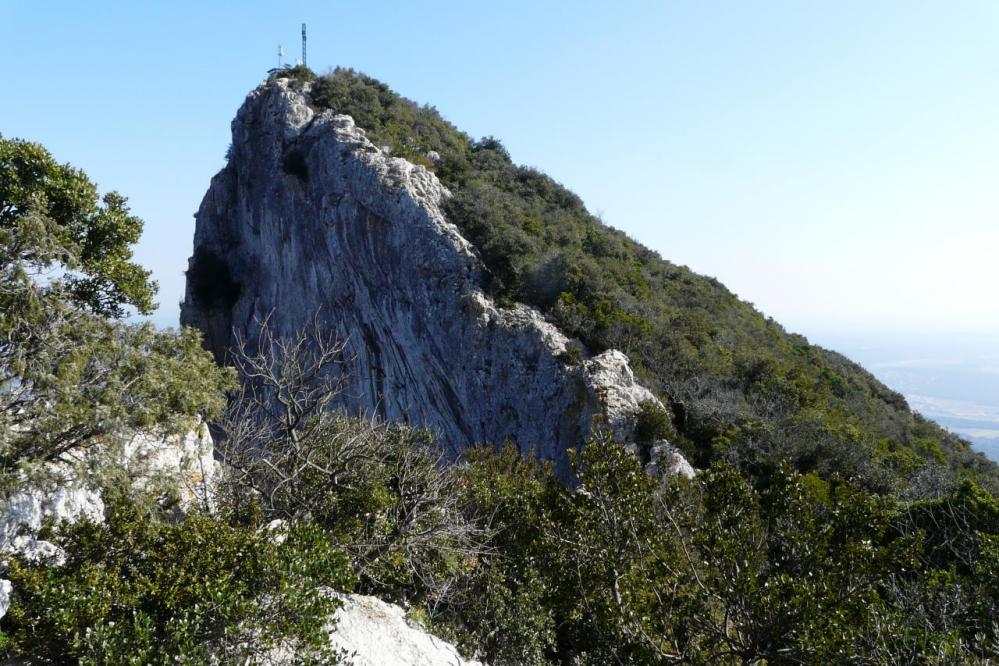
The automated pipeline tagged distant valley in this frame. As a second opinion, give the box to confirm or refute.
[812,329,999,461]
[907,396,999,461]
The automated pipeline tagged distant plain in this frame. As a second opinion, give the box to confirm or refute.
[813,329,999,460]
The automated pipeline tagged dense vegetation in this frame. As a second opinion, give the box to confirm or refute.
[5,497,348,663]
[440,439,999,664]
[0,135,230,475]
[192,312,999,664]
[301,67,997,496]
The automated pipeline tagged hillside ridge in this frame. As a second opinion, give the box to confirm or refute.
[181,77,691,480]
[185,67,996,493]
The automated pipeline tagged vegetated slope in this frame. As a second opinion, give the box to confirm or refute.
[289,66,995,493]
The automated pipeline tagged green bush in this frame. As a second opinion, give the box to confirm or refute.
[275,64,316,82]
[633,400,676,445]
[443,439,999,664]
[1,135,236,479]
[445,444,562,664]
[2,497,352,664]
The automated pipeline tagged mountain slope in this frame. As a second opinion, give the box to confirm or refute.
[288,66,995,493]
[180,77,692,481]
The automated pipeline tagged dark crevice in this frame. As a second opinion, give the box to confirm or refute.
[187,247,241,310]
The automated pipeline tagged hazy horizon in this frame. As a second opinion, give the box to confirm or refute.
[807,328,999,460]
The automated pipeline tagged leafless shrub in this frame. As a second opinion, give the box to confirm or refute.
[214,313,488,605]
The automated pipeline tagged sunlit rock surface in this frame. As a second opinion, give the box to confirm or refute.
[329,594,482,666]
[182,78,689,479]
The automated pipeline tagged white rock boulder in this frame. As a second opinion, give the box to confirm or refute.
[329,595,482,666]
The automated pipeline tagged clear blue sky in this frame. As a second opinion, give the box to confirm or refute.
[2,0,998,345]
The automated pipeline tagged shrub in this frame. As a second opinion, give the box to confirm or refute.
[445,444,562,664]
[557,345,583,366]
[1,497,352,663]
[276,64,316,82]
[633,400,676,444]
[216,318,484,607]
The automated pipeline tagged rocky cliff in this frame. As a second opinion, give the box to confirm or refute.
[182,78,689,479]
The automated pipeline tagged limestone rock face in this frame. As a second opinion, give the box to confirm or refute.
[0,483,104,567]
[328,594,482,666]
[264,593,482,665]
[0,579,10,620]
[182,79,689,479]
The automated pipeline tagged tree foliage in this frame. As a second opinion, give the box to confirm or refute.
[442,440,999,665]
[0,135,156,317]
[3,495,350,664]
[0,136,234,480]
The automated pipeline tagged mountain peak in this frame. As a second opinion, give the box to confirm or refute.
[181,75,691,480]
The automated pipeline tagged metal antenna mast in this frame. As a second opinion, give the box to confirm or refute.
[277,44,284,68]
[301,24,307,67]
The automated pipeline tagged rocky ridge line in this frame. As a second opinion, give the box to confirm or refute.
[181,78,691,480]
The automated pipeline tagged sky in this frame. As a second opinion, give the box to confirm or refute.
[2,0,998,346]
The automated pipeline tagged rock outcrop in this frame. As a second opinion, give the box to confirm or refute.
[0,425,216,620]
[327,594,482,666]
[263,592,482,665]
[182,78,689,479]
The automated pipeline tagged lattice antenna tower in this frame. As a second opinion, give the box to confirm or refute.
[301,24,307,68]
[277,44,284,68]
